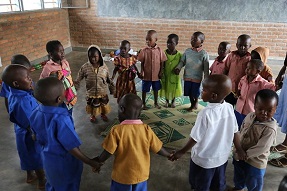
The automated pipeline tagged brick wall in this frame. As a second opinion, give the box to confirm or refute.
[0,9,70,71]
[69,0,287,59]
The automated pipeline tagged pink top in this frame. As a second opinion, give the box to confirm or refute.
[120,119,144,125]
[40,59,71,79]
[225,51,251,92]
[236,75,275,115]
[210,55,229,75]
[137,45,167,81]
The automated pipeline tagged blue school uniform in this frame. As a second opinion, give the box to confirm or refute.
[30,105,83,191]
[8,87,43,170]
[0,82,10,98]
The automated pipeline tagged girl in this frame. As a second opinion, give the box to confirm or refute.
[75,45,111,123]
[160,34,182,108]
[111,40,139,103]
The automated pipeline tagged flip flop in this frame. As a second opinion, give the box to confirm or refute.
[270,144,287,154]
[269,156,287,168]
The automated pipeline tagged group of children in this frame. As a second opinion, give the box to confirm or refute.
[0,28,286,191]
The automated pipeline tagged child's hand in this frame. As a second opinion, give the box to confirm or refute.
[90,157,103,173]
[174,68,180,75]
[158,71,163,79]
[138,73,143,79]
[236,149,247,161]
[168,150,185,161]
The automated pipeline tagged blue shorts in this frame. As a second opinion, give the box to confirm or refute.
[142,80,161,92]
[233,159,265,191]
[189,159,227,191]
[111,180,147,191]
[234,110,246,130]
[184,81,200,98]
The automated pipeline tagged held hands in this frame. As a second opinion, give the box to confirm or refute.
[90,156,104,173]
[168,150,185,161]
[235,149,247,161]
[174,68,180,75]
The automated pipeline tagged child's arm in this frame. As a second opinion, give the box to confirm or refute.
[158,61,164,79]
[137,50,145,78]
[169,138,197,161]
[174,53,186,75]
[203,53,210,78]
[233,132,247,160]
[74,66,85,90]
[95,149,112,163]
[157,147,171,158]
[111,66,119,81]
[69,147,102,171]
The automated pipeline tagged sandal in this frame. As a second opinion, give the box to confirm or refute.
[269,155,287,168]
[101,114,108,122]
[90,115,96,123]
[270,144,287,154]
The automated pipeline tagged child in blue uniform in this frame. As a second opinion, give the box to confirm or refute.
[1,64,45,189]
[30,77,102,191]
[0,54,31,113]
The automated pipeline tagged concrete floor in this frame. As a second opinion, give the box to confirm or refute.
[0,51,286,191]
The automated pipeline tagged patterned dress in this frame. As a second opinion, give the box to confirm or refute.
[114,55,137,103]
[159,50,182,100]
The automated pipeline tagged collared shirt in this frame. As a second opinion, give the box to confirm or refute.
[235,112,277,169]
[0,81,10,98]
[210,55,229,75]
[236,75,275,115]
[102,119,163,184]
[176,48,209,83]
[40,59,77,109]
[30,104,83,186]
[137,45,167,81]
[225,51,251,92]
[190,101,238,168]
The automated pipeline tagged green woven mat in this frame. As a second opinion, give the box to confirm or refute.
[101,92,206,150]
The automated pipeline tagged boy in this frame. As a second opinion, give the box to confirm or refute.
[138,30,167,110]
[174,31,209,111]
[224,34,252,106]
[30,77,102,191]
[40,40,77,115]
[1,64,45,189]
[210,41,231,74]
[232,89,278,191]
[0,54,31,113]
[235,59,275,127]
[95,93,171,191]
[169,74,245,191]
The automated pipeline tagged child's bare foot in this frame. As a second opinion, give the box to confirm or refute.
[171,101,175,108]
[26,171,37,183]
[37,178,46,190]
[101,114,108,122]
[164,102,169,108]
[90,115,96,123]
[154,104,161,109]
[142,105,149,110]
[186,107,193,112]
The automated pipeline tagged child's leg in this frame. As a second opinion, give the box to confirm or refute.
[26,170,37,183]
[153,90,161,109]
[110,180,147,191]
[35,169,46,189]
[187,95,195,111]
[142,92,148,110]
[191,82,200,110]
[152,81,162,109]
[245,164,266,191]
[142,80,151,110]
[232,159,246,190]
[171,98,175,108]
[165,99,170,108]
[192,97,198,110]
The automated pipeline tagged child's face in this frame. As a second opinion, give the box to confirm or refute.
[245,62,259,77]
[120,43,130,57]
[51,45,65,62]
[146,33,157,47]
[201,84,213,102]
[254,97,277,122]
[167,38,177,52]
[190,35,202,48]
[236,38,251,56]
[218,44,231,58]
[16,69,33,90]
[88,50,100,65]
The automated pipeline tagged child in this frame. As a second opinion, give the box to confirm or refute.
[1,64,45,189]
[74,45,111,123]
[40,40,77,115]
[174,31,209,111]
[111,40,139,103]
[159,33,182,108]
[269,52,287,167]
[235,59,275,127]
[0,54,31,113]
[251,47,273,82]
[210,41,231,74]
[30,77,102,191]
[224,34,252,106]
[169,74,245,191]
[94,93,171,191]
[232,89,278,191]
[138,30,167,110]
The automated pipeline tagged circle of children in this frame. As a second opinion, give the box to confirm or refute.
[1,29,287,191]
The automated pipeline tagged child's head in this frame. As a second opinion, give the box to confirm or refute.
[119,40,131,57]
[11,54,31,69]
[1,64,33,90]
[46,40,64,62]
[254,89,278,122]
[146,30,157,47]
[167,33,179,52]
[236,34,251,56]
[88,45,103,66]
[34,77,65,106]
[218,42,231,58]
[201,74,232,103]
[118,93,143,122]
[191,31,205,48]
[245,59,264,78]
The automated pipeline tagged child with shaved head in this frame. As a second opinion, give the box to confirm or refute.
[30,77,102,191]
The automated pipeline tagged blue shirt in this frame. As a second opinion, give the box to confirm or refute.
[0,82,10,98]
[30,104,83,186]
